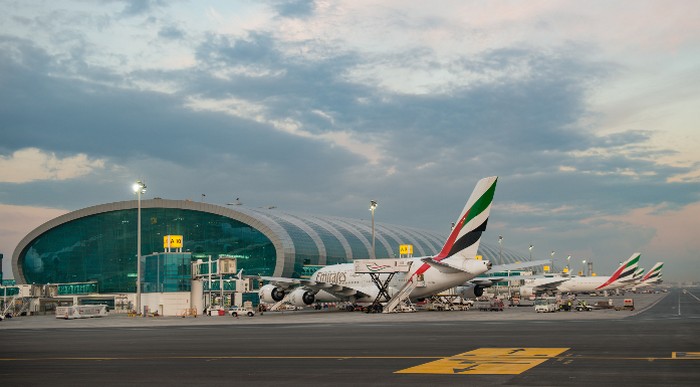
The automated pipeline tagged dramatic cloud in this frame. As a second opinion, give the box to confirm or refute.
[1,1,698,281]
[0,148,106,183]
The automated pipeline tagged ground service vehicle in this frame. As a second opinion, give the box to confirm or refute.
[229,305,255,317]
[534,298,558,313]
[575,300,593,311]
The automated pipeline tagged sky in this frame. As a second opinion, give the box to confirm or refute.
[1,0,699,283]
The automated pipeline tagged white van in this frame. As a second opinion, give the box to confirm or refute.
[534,298,558,313]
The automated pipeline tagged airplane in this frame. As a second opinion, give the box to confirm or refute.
[519,252,641,296]
[259,176,499,312]
[631,262,664,290]
[632,267,646,282]
[452,259,553,299]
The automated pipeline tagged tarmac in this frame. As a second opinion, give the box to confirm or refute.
[0,292,666,330]
[2,289,698,386]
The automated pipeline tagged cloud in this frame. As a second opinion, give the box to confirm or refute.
[1,1,699,281]
[1,21,696,218]
[591,201,700,282]
[271,0,316,19]
[0,148,106,183]
[0,203,68,278]
[158,25,186,40]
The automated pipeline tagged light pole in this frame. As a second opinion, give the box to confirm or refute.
[369,200,378,258]
[498,235,503,264]
[132,180,146,315]
[582,259,587,276]
[550,250,555,273]
[499,235,511,303]
[566,255,571,274]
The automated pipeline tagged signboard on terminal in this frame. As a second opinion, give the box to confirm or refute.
[163,235,183,249]
[399,244,413,255]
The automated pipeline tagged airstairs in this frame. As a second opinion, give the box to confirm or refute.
[269,293,294,311]
[382,277,417,313]
[2,295,19,316]
[352,258,416,313]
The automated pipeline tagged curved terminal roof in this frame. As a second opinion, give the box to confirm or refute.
[12,199,530,282]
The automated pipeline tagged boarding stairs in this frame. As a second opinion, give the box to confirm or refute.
[1,296,21,317]
[382,277,417,313]
[269,293,294,311]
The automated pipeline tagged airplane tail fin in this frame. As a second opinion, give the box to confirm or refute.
[632,267,645,281]
[435,176,497,267]
[642,262,664,283]
[596,252,640,290]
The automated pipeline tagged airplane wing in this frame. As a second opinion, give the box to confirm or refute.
[466,259,553,288]
[490,259,551,273]
[469,278,502,287]
[261,276,370,299]
[528,277,571,292]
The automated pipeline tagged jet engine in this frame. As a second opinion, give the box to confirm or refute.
[462,259,491,276]
[287,288,316,306]
[519,286,534,298]
[454,284,484,299]
[259,284,287,303]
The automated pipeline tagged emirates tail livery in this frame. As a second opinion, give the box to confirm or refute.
[519,252,642,297]
[632,262,664,289]
[259,176,498,310]
[555,252,641,293]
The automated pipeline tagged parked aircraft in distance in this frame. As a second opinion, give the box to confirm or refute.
[453,259,552,299]
[631,262,664,290]
[520,252,641,296]
[260,176,498,312]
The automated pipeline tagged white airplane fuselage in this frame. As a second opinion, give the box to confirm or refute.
[310,258,488,304]
[556,275,626,293]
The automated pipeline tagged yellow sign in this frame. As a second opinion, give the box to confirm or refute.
[396,347,569,375]
[475,255,482,260]
[544,265,550,272]
[163,235,183,249]
[399,244,413,255]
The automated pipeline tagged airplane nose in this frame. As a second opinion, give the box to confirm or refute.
[485,260,492,270]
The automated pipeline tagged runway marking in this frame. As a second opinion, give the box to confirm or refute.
[672,352,700,359]
[0,356,441,362]
[684,290,700,302]
[395,348,569,375]
[3,351,698,364]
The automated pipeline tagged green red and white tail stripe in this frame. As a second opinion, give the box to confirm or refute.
[437,176,497,261]
[642,262,664,282]
[414,176,497,277]
[596,252,640,290]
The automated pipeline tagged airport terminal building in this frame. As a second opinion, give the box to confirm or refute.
[8,199,527,315]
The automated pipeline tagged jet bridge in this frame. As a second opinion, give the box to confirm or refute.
[353,259,413,313]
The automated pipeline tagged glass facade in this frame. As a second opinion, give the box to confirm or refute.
[19,208,276,293]
[142,253,192,293]
[1,286,19,296]
[15,200,531,294]
[56,282,98,295]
